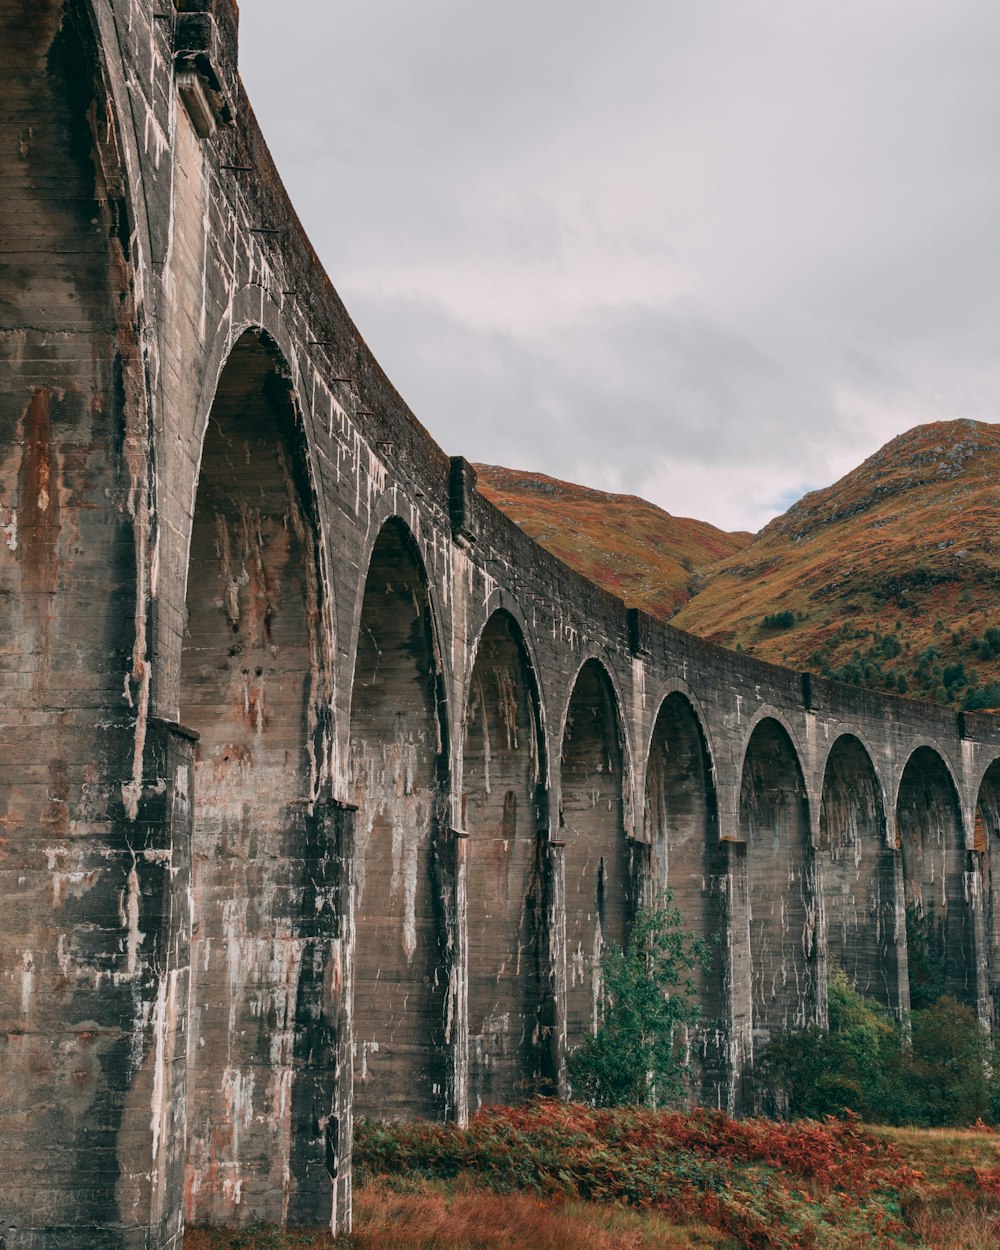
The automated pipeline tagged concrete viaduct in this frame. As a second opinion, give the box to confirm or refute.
[3,1,1000,1245]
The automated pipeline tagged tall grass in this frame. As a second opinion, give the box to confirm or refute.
[186,1109,1000,1250]
[185,1184,731,1250]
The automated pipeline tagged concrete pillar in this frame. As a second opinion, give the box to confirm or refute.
[330,800,357,1233]
[968,852,992,1032]
[889,848,912,1020]
[547,840,568,1096]
[811,845,829,1030]
[443,825,470,1125]
[721,837,753,1114]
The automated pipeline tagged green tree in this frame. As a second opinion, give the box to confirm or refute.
[757,968,896,1120]
[567,895,709,1108]
[758,969,1000,1126]
[890,998,996,1126]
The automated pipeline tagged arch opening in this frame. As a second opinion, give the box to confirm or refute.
[644,693,725,1104]
[560,660,633,1054]
[349,519,449,1121]
[976,758,1000,1039]
[896,746,973,1010]
[180,331,334,1225]
[739,719,817,1038]
[462,611,551,1108]
[818,736,898,1009]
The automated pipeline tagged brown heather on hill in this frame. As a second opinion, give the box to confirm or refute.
[672,419,1000,708]
[481,421,1000,710]
[475,464,752,619]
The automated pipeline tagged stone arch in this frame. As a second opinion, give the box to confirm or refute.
[180,328,336,1226]
[163,286,341,732]
[644,690,726,1103]
[191,291,306,498]
[739,717,818,1037]
[469,588,551,786]
[343,495,450,706]
[736,706,806,777]
[818,734,899,1008]
[462,609,551,1108]
[975,756,1000,1038]
[555,646,636,829]
[349,516,451,1121]
[895,745,973,1008]
[559,657,634,1054]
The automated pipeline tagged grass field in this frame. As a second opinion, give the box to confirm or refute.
[186,1104,1000,1250]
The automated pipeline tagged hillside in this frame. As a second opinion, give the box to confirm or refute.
[475,464,751,619]
[481,421,1000,710]
[672,419,1000,708]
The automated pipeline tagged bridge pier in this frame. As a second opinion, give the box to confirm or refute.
[720,838,754,1114]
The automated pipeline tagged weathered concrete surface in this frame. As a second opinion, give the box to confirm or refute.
[463,611,549,1110]
[645,692,728,1107]
[4,1,1000,1246]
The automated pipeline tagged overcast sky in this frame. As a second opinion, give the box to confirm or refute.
[238,2,1000,533]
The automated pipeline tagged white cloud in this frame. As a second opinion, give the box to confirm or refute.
[238,1,1000,532]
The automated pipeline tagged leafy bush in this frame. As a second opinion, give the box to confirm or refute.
[890,997,996,1126]
[757,969,897,1121]
[566,897,709,1109]
[758,968,999,1127]
[942,661,968,690]
[972,628,1000,660]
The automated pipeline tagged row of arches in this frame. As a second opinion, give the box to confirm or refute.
[175,332,1000,1224]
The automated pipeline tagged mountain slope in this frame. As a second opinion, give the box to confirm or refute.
[480,421,1000,710]
[475,464,752,619]
[672,419,1000,707]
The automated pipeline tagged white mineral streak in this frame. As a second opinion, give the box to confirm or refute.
[569,940,585,991]
[221,1065,255,1165]
[2,506,16,551]
[124,863,143,977]
[474,677,491,796]
[19,950,33,1016]
[495,665,518,752]
[528,691,540,786]
[149,972,168,1161]
[351,715,428,963]
[591,911,604,1034]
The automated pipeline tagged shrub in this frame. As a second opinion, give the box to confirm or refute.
[758,967,1000,1127]
[943,661,968,690]
[964,683,1000,710]
[757,969,896,1121]
[973,628,1000,660]
[761,610,796,630]
[890,998,996,1127]
[566,896,709,1109]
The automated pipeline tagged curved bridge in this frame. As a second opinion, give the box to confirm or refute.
[3,2,1000,1246]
